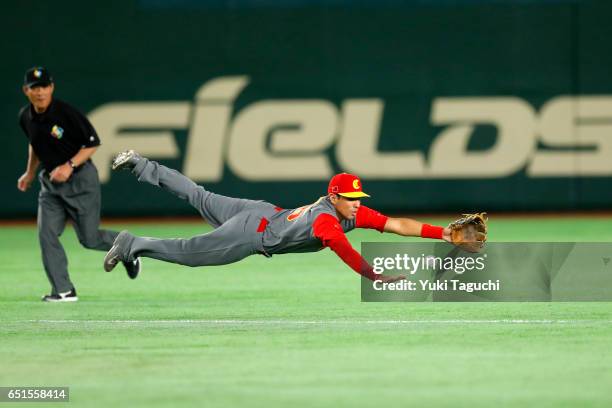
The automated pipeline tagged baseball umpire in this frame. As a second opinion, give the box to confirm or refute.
[104,150,486,282]
[17,67,140,302]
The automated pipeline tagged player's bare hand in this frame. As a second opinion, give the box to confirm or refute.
[17,172,35,192]
[442,227,452,243]
[49,163,73,183]
[378,274,406,283]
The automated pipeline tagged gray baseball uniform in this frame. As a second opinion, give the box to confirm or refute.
[116,158,386,272]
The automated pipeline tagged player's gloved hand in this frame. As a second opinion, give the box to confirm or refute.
[378,274,407,283]
[447,212,488,253]
[17,172,35,191]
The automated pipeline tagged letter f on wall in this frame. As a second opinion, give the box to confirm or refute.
[184,76,250,181]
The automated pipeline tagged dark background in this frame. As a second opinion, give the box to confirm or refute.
[3,0,610,216]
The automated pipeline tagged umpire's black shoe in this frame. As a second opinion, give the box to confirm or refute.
[104,230,133,272]
[42,289,78,302]
[112,150,142,171]
[122,258,141,279]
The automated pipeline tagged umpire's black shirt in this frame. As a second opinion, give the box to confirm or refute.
[19,99,100,173]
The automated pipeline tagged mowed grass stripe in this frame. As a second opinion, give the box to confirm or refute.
[11,319,612,325]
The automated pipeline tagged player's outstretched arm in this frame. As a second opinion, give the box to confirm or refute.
[383,217,451,242]
[383,217,422,236]
[314,213,406,282]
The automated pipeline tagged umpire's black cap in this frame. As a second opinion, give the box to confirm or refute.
[24,66,53,88]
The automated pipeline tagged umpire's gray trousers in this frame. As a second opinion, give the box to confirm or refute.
[38,161,118,294]
[119,159,277,266]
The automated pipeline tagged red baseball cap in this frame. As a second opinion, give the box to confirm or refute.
[327,173,370,198]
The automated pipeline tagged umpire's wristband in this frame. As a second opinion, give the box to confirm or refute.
[421,224,444,239]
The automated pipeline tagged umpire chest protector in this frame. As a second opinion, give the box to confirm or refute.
[19,99,100,172]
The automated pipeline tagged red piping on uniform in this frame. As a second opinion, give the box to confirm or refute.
[257,217,269,232]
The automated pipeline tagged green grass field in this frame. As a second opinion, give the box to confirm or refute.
[1,216,612,407]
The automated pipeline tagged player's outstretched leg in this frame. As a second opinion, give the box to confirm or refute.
[111,150,275,228]
[104,211,265,274]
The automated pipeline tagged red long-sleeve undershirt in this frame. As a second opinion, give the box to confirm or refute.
[312,207,387,281]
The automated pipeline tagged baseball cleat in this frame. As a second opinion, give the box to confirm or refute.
[104,230,133,272]
[112,150,142,171]
[42,288,78,302]
[122,258,141,279]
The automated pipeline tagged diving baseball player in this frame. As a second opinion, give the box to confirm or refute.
[104,150,484,282]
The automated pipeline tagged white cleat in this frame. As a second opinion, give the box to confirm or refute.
[42,289,78,302]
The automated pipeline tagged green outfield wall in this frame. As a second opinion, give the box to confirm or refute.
[2,0,611,216]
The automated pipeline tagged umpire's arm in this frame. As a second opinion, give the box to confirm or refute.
[17,144,40,192]
[49,146,98,183]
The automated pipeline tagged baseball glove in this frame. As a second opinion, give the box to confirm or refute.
[448,213,488,253]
